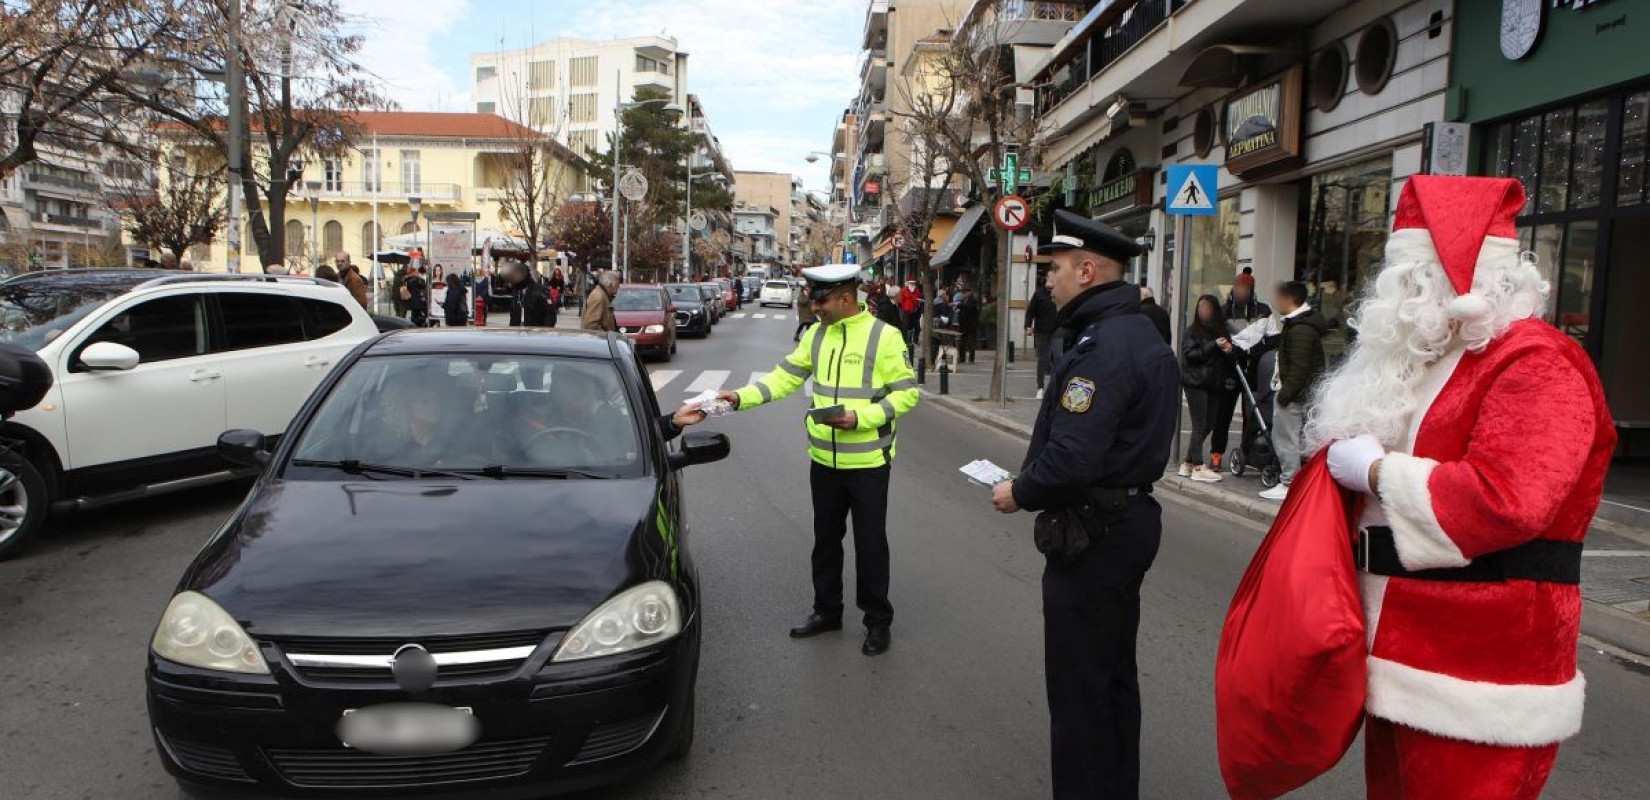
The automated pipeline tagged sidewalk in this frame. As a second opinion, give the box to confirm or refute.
[923,349,1650,658]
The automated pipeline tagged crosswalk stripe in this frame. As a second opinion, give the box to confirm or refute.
[684,369,730,394]
[752,313,767,319]
[649,370,681,391]
[729,312,747,318]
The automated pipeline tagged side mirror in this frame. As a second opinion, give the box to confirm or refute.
[669,430,730,469]
[0,342,52,413]
[79,341,140,371]
[217,429,271,470]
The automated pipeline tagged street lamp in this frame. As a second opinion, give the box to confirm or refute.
[683,156,725,280]
[408,195,423,259]
[610,82,684,281]
[304,180,321,271]
[804,151,850,262]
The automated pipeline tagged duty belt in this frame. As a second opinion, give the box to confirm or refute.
[1356,526,1582,584]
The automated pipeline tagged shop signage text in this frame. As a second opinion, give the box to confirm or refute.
[1222,65,1304,177]
[1083,168,1157,216]
[1502,0,1621,61]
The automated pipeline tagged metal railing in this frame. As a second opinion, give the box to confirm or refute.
[30,211,103,228]
[1037,0,1190,116]
[25,172,99,192]
[312,182,461,201]
[998,0,1086,23]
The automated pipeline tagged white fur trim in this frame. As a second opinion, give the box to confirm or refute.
[1367,657,1586,746]
[1385,228,1441,264]
[1378,452,1470,570]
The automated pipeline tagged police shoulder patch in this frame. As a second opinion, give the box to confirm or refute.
[1061,377,1096,413]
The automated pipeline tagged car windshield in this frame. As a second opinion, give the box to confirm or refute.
[0,282,131,351]
[614,289,663,311]
[288,354,645,479]
[666,285,701,303]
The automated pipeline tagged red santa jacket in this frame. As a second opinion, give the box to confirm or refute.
[1365,318,1615,747]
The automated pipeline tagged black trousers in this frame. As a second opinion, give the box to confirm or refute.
[1035,330,1061,389]
[809,462,893,627]
[1209,385,1238,455]
[1043,495,1162,800]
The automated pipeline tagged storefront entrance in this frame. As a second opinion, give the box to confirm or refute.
[1293,157,1392,358]
[1481,84,1650,427]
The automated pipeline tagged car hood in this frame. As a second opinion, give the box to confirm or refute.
[614,310,666,326]
[185,477,661,639]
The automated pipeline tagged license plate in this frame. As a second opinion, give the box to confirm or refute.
[337,703,480,755]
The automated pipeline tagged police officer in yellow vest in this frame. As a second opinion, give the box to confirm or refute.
[714,263,920,655]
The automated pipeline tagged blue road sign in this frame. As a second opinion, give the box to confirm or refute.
[1165,164,1218,216]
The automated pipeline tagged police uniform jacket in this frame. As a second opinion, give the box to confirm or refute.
[1013,282,1180,511]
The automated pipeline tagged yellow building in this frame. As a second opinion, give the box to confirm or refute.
[160,112,592,272]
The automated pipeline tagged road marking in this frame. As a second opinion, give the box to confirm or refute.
[753,313,767,319]
[730,312,747,319]
[649,370,682,391]
[684,370,730,394]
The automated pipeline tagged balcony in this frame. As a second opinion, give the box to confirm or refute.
[962,0,1087,47]
[311,182,462,203]
[859,49,889,93]
[863,153,888,177]
[25,171,99,197]
[30,211,103,229]
[862,0,890,50]
[634,71,674,92]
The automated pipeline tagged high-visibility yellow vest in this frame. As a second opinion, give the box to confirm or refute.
[735,307,920,469]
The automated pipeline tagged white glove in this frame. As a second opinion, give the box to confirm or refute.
[1327,434,1385,495]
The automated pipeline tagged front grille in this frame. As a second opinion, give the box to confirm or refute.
[272,630,547,685]
[267,736,551,788]
[567,709,665,765]
[161,732,252,782]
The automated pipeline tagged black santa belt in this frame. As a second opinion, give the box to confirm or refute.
[1356,527,1582,585]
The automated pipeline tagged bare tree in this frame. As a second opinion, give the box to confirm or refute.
[889,9,1048,400]
[491,79,574,267]
[114,166,226,263]
[0,1,186,179]
[109,0,391,270]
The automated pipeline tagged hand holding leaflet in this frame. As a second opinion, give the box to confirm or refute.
[685,390,735,417]
[959,459,1014,488]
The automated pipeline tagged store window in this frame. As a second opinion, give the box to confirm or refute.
[1184,195,1241,328]
[1618,91,1648,206]
[1294,157,1391,357]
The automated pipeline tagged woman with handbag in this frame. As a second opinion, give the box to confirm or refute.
[1179,294,1231,483]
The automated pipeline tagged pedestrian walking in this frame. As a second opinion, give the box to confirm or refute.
[1024,282,1060,400]
[404,267,430,327]
[990,210,1179,800]
[1258,280,1328,500]
[1212,269,1272,471]
[1178,294,1231,483]
[336,254,370,309]
[505,261,552,327]
[443,269,469,327]
[898,279,922,344]
[956,281,980,364]
[794,285,817,342]
[1138,286,1172,345]
[714,264,921,656]
[581,270,619,332]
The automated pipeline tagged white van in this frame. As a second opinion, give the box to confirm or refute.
[745,264,770,281]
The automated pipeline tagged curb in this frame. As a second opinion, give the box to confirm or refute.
[925,395,1650,660]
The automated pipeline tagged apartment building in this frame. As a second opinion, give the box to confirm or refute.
[470,36,689,159]
[0,125,147,268]
[161,112,590,272]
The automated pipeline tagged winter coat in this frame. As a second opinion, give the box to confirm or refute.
[1180,326,1231,391]
[1223,296,1273,331]
[1139,298,1172,345]
[443,280,469,325]
[1274,306,1331,407]
[510,278,552,327]
[341,267,370,308]
[1025,287,1060,335]
[581,285,617,332]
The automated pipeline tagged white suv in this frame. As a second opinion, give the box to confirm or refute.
[758,280,795,308]
[0,270,379,558]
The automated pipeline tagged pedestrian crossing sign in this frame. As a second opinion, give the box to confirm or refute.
[1166,164,1218,216]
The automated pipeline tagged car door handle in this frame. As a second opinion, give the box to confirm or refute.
[188,369,222,383]
[305,356,331,368]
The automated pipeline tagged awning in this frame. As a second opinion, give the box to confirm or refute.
[1178,45,1297,89]
[928,204,986,268]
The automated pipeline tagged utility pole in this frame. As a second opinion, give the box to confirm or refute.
[610,70,622,277]
[225,0,244,273]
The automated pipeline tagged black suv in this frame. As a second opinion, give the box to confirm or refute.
[146,328,729,798]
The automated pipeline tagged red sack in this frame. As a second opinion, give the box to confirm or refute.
[1216,450,1365,800]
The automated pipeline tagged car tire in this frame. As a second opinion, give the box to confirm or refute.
[0,456,50,561]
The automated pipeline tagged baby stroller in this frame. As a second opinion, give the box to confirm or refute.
[1224,355,1281,488]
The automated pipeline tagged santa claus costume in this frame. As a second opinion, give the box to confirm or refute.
[1309,175,1616,800]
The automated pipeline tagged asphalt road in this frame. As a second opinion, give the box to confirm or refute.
[2,306,1647,800]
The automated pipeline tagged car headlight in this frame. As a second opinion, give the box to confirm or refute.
[552,581,682,662]
[642,324,665,334]
[150,591,269,674]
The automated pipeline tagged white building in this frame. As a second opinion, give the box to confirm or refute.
[470,36,689,159]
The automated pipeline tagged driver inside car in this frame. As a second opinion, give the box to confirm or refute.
[362,368,475,467]
[507,368,633,467]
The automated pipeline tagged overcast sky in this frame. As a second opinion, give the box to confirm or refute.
[340,0,864,192]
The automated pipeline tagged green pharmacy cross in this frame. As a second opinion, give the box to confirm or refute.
[990,152,1034,195]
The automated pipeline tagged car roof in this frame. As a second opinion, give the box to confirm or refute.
[0,268,336,294]
[617,283,663,291]
[363,327,624,359]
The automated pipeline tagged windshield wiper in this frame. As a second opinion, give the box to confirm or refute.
[465,465,616,480]
[289,458,477,480]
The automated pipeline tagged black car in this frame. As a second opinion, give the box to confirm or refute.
[664,284,712,338]
[146,328,729,798]
[695,283,722,325]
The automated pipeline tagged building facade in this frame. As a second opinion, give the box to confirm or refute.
[164,112,590,273]
[470,36,689,159]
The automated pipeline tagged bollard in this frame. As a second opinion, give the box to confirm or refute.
[939,362,950,395]
[1008,341,1015,363]
[916,355,926,386]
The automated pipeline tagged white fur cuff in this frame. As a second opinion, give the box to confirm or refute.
[1378,452,1470,570]
[1367,657,1586,746]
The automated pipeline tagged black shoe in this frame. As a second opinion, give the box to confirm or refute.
[789,613,842,639]
[861,625,890,656]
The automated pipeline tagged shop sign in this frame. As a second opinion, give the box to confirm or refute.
[1223,65,1304,177]
[1502,0,1620,61]
[1084,167,1157,216]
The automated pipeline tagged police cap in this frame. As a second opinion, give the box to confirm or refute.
[1038,209,1142,263]
[801,263,864,295]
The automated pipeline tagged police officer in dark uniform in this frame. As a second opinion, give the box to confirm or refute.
[991,210,1179,800]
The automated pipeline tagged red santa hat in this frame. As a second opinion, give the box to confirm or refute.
[1389,175,1525,321]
